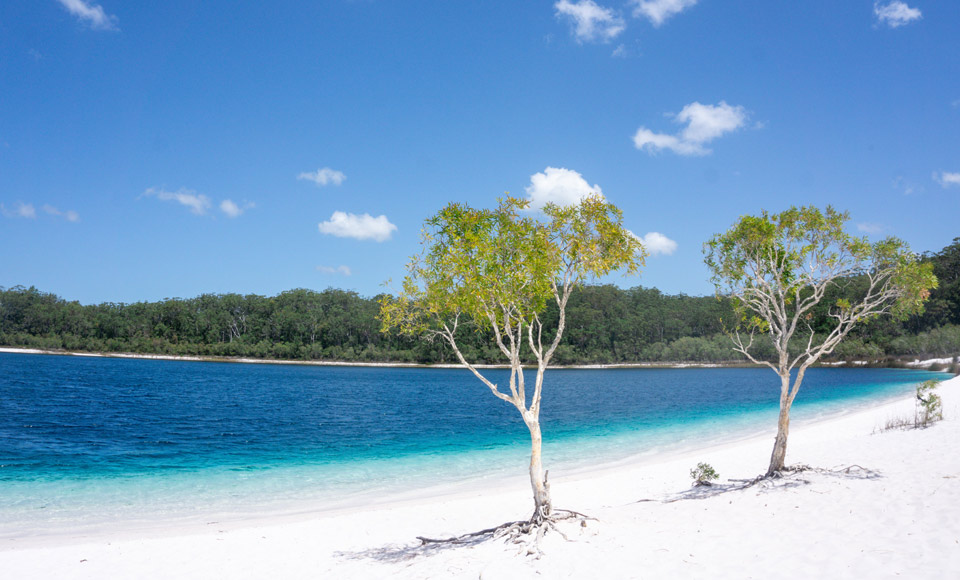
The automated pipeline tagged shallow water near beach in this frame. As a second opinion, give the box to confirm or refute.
[0,352,949,538]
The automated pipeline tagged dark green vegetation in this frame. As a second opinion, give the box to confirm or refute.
[2,238,959,366]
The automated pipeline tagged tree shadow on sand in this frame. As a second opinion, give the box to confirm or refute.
[635,464,883,504]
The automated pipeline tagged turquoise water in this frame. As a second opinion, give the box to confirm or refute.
[0,352,948,536]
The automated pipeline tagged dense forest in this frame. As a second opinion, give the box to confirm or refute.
[2,239,958,367]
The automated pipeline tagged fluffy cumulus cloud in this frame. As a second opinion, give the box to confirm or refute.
[874,2,922,28]
[634,231,678,256]
[631,0,698,27]
[56,0,119,31]
[0,201,37,219]
[298,167,346,187]
[142,187,212,215]
[318,211,397,242]
[554,0,625,43]
[316,265,352,276]
[934,171,960,188]
[524,167,603,210]
[633,101,747,156]
[219,199,255,218]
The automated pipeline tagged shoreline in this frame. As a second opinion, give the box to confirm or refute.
[1,345,954,371]
[3,376,958,577]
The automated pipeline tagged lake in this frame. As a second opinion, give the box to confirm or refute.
[0,352,948,536]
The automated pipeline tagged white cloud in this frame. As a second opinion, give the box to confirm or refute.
[631,0,698,27]
[874,2,922,28]
[1,202,37,219]
[892,176,920,195]
[318,211,396,242]
[298,167,346,187]
[56,0,119,31]
[219,199,254,218]
[524,167,603,210]
[555,0,625,43]
[316,265,352,276]
[633,101,747,156]
[934,171,960,188]
[41,204,80,222]
[857,222,885,234]
[636,231,677,256]
[142,187,212,215]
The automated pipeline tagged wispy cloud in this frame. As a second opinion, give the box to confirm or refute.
[316,265,352,276]
[633,101,748,156]
[554,0,625,43]
[298,167,346,187]
[934,171,960,188]
[637,231,677,256]
[893,176,920,195]
[2,202,80,222]
[318,211,396,242]
[42,204,80,222]
[631,0,698,27]
[857,222,885,235]
[525,167,603,211]
[219,199,254,218]
[952,99,960,109]
[56,0,119,31]
[874,2,922,28]
[142,187,212,215]
[0,202,37,219]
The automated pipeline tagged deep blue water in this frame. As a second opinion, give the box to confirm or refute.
[0,352,949,533]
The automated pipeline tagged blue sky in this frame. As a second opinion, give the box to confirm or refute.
[1,1,957,305]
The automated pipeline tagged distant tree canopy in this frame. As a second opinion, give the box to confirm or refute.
[1,237,958,364]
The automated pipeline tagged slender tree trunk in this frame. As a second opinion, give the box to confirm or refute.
[525,417,552,523]
[767,373,793,476]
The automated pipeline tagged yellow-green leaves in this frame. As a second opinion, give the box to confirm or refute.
[703,204,938,344]
[379,194,645,338]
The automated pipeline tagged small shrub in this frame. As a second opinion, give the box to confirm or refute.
[916,379,943,427]
[880,379,944,432]
[690,462,719,487]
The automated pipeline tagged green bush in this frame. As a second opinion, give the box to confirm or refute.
[916,379,943,427]
[690,462,719,486]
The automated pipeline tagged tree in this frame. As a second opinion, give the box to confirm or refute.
[379,194,644,525]
[704,206,936,476]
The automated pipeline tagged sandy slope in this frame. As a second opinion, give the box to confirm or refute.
[3,376,959,579]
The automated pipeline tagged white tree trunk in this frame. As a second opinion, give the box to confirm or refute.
[767,372,793,476]
[525,416,552,523]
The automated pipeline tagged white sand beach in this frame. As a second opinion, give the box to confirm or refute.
[3,376,958,579]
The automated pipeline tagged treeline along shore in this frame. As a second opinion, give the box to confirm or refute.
[3,239,959,368]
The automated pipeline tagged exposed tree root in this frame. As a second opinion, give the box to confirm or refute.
[336,509,594,563]
[415,509,594,558]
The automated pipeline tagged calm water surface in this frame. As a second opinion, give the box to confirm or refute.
[0,352,948,534]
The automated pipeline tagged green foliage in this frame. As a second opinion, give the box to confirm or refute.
[703,206,937,366]
[690,462,720,486]
[379,195,644,343]
[1,235,958,365]
[916,379,943,427]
